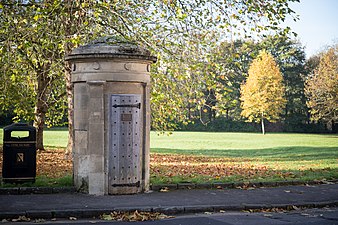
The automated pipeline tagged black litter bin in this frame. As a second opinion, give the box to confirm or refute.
[2,123,37,183]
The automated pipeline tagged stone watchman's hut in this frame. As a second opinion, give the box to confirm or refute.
[66,37,156,195]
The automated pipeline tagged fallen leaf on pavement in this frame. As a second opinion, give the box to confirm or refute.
[160,187,170,192]
[292,205,300,210]
[12,216,30,222]
[101,211,173,222]
[34,218,46,223]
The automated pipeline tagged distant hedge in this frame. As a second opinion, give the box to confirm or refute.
[179,118,331,133]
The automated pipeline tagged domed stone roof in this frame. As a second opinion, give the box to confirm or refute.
[66,36,157,62]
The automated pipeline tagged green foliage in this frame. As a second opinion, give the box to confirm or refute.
[181,118,260,132]
[0,0,301,140]
[260,35,308,125]
[180,118,329,133]
[185,35,308,129]
[0,1,104,148]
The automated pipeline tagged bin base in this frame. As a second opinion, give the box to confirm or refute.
[2,177,36,184]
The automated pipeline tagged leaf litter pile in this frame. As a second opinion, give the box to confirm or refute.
[150,153,298,183]
[101,211,173,222]
[0,148,72,178]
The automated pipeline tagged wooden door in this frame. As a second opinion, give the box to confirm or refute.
[109,94,142,194]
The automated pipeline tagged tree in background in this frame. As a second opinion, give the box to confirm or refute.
[0,1,101,150]
[0,0,299,148]
[305,46,338,131]
[240,51,286,134]
[193,35,307,129]
[260,35,307,127]
[211,40,258,122]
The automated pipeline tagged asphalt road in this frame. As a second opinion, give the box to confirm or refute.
[4,207,338,225]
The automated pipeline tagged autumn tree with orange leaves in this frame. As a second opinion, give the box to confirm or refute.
[305,46,338,131]
[240,51,286,134]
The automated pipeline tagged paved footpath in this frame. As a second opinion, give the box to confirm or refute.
[0,183,337,219]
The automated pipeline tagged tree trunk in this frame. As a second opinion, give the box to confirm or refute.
[34,105,46,150]
[65,61,73,155]
[261,114,265,135]
[64,1,75,156]
[34,71,50,150]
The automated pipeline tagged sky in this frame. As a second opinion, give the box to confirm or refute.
[285,0,338,58]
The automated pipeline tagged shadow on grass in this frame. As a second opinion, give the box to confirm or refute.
[151,146,338,161]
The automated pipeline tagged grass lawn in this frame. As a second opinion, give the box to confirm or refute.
[0,129,337,185]
[150,132,338,184]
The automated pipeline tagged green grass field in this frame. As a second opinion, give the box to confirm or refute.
[1,129,337,184]
[150,132,338,184]
[151,132,338,168]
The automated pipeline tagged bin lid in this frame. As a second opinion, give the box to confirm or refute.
[3,123,36,141]
[65,36,157,63]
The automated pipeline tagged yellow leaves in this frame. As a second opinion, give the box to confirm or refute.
[101,211,172,222]
[150,154,276,181]
[11,216,30,222]
[240,50,286,123]
[305,46,338,123]
[35,149,72,178]
[33,14,41,21]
